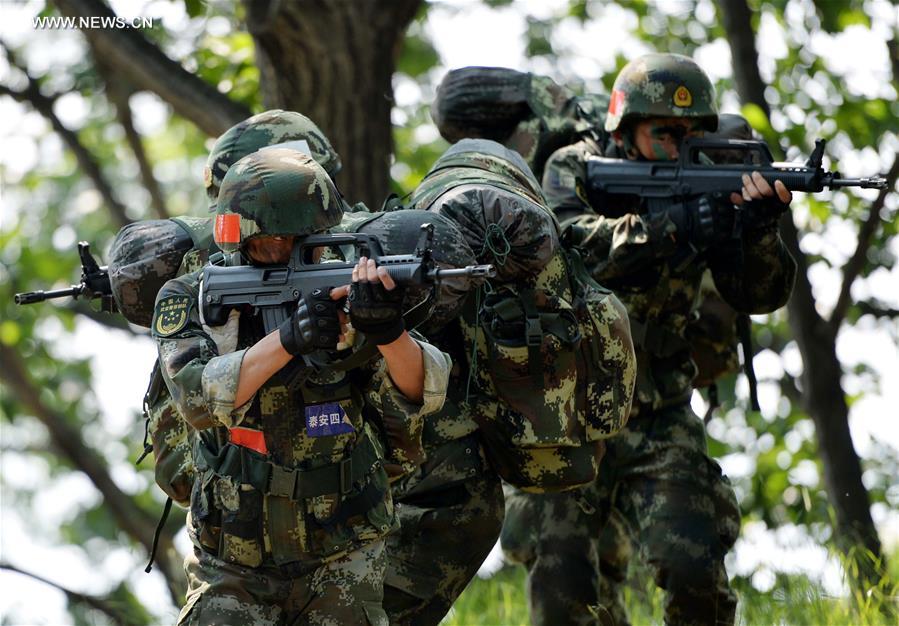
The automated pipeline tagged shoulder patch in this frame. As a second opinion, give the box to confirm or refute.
[153,294,192,337]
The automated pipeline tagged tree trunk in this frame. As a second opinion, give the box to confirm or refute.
[716,0,886,588]
[245,0,423,208]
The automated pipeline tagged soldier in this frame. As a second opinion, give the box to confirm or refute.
[123,110,357,569]
[151,149,450,625]
[502,53,797,625]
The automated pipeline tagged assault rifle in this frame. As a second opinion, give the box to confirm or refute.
[585,137,887,203]
[15,242,116,312]
[200,223,495,333]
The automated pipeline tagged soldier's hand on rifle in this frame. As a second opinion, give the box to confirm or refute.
[278,287,342,355]
[731,171,792,232]
[667,194,735,250]
[343,256,407,346]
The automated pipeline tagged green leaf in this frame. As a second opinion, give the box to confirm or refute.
[184,0,206,19]
[397,33,439,79]
[741,103,773,136]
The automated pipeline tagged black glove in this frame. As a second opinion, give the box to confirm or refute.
[278,287,341,355]
[666,194,735,249]
[348,279,406,346]
[740,195,790,233]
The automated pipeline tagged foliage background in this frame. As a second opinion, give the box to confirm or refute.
[0,0,897,624]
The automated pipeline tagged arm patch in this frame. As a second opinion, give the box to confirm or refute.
[152,294,193,337]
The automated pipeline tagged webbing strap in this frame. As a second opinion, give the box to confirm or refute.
[519,287,543,388]
[144,496,173,573]
[195,433,380,500]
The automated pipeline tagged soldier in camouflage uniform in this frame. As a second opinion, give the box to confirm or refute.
[152,149,450,625]
[126,109,351,513]
[502,53,797,626]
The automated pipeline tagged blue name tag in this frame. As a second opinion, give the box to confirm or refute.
[305,402,354,437]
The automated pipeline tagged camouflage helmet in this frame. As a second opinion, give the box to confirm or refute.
[204,109,342,211]
[214,148,344,253]
[604,53,718,133]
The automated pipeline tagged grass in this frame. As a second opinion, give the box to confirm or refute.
[441,562,898,626]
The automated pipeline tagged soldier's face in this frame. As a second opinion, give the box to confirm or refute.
[631,117,705,161]
[245,236,296,264]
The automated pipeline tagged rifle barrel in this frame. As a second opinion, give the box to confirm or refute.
[432,265,497,279]
[14,286,83,305]
[831,177,888,190]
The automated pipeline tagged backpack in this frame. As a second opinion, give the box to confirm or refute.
[411,139,636,492]
[432,67,609,179]
[106,217,219,570]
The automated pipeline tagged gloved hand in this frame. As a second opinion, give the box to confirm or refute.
[348,258,406,346]
[740,195,790,232]
[666,194,735,249]
[278,287,341,355]
[732,171,792,233]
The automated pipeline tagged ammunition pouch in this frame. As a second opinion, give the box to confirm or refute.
[190,429,392,567]
[193,433,381,501]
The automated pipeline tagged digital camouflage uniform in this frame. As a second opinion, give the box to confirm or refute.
[380,140,552,625]
[153,150,450,625]
[502,54,797,626]
[109,110,351,513]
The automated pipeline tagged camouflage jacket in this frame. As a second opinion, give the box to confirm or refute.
[543,138,796,409]
[151,269,450,567]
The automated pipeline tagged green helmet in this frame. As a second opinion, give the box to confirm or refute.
[214,148,344,253]
[204,109,342,211]
[604,53,718,133]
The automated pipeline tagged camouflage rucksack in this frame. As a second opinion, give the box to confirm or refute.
[432,67,609,179]
[108,217,218,508]
[411,139,636,492]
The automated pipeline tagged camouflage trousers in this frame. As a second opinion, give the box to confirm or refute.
[383,432,505,625]
[177,540,388,625]
[502,403,740,626]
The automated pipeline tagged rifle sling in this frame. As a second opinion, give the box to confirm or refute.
[736,313,760,411]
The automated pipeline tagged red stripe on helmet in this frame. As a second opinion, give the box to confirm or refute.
[609,89,625,117]
[214,214,241,245]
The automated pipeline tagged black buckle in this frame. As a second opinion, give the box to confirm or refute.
[525,315,542,347]
[339,457,353,495]
[268,465,298,499]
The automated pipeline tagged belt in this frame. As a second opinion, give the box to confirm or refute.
[194,432,381,500]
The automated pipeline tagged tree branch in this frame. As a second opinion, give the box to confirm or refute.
[0,48,132,229]
[829,157,899,330]
[0,342,183,603]
[52,0,251,136]
[855,300,899,320]
[95,54,171,219]
[0,562,151,625]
